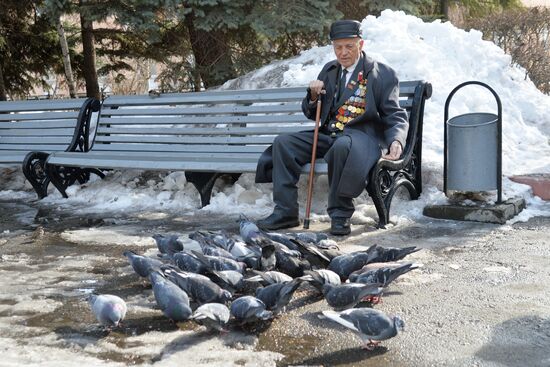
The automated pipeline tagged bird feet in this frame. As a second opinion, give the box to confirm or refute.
[361,295,382,304]
[362,340,380,350]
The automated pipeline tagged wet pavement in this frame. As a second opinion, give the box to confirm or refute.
[1,198,549,366]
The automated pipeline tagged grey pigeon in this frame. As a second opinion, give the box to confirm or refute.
[164,268,232,305]
[123,250,163,277]
[255,278,304,314]
[275,250,311,278]
[191,303,231,332]
[152,234,183,255]
[189,230,234,251]
[230,296,273,324]
[238,214,264,245]
[321,308,405,349]
[351,261,417,274]
[322,283,383,310]
[300,269,341,293]
[245,270,293,285]
[88,294,127,328]
[149,271,192,322]
[192,250,246,273]
[173,251,207,274]
[327,245,378,280]
[290,232,329,244]
[368,245,420,263]
[208,269,246,293]
[349,263,420,286]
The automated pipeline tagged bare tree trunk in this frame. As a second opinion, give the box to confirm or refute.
[440,0,449,19]
[0,62,7,101]
[79,0,100,99]
[57,19,77,98]
[184,14,236,89]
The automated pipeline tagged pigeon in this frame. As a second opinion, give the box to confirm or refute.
[192,232,237,259]
[300,269,341,293]
[152,234,183,255]
[245,270,293,285]
[238,214,264,245]
[255,278,304,314]
[327,245,378,280]
[191,303,231,332]
[320,308,405,350]
[368,245,420,263]
[230,296,273,324]
[350,261,417,274]
[164,268,232,305]
[173,251,208,274]
[88,294,127,328]
[207,269,246,293]
[192,250,247,273]
[274,250,311,278]
[290,231,329,244]
[322,283,383,310]
[349,263,420,286]
[260,244,277,271]
[149,271,192,322]
[190,230,234,251]
[123,250,163,277]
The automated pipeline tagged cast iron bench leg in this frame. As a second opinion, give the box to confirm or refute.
[23,152,51,199]
[368,166,421,229]
[46,164,105,198]
[185,172,241,207]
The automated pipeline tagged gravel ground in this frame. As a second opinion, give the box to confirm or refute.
[0,199,548,367]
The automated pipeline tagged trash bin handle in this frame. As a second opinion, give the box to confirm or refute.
[444,81,502,123]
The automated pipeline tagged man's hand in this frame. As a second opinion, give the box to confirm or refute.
[309,80,326,101]
[382,141,403,160]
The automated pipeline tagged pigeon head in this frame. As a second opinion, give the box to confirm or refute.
[87,293,98,306]
[220,290,233,304]
[393,315,405,332]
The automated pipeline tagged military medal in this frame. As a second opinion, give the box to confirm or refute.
[332,71,368,131]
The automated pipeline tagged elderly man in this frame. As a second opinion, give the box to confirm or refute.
[255,20,408,235]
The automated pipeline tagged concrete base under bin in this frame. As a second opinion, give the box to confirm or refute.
[423,197,525,224]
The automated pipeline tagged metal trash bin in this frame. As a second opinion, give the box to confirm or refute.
[444,81,503,203]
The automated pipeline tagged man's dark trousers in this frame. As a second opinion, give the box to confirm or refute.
[270,130,380,220]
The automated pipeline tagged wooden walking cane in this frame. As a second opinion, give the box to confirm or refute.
[303,97,323,229]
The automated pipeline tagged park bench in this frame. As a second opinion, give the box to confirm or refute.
[0,98,99,198]
[44,81,431,228]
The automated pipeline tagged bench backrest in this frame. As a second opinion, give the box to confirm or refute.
[0,98,98,160]
[93,82,430,160]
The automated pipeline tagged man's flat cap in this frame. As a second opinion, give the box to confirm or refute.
[329,20,362,40]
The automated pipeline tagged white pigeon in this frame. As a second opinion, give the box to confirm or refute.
[88,294,127,328]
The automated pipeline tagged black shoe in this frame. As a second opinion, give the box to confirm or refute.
[257,212,300,231]
[330,217,351,236]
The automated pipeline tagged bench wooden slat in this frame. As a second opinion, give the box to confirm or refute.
[0,144,70,151]
[0,137,75,144]
[0,120,81,129]
[53,150,263,160]
[0,111,80,121]
[93,135,276,145]
[97,125,309,136]
[101,103,302,116]
[0,128,76,136]
[47,154,329,173]
[91,143,268,153]
[98,114,308,125]
[103,88,306,107]
[0,99,88,112]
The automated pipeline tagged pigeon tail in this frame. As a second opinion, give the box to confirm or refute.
[320,310,359,332]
